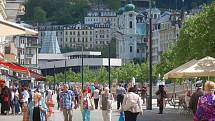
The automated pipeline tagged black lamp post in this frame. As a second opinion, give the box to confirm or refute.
[108,43,111,91]
[147,0,153,110]
[64,57,66,83]
[54,64,56,93]
[81,41,84,90]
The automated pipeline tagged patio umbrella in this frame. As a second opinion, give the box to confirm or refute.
[178,56,215,78]
[0,19,38,36]
[163,59,198,79]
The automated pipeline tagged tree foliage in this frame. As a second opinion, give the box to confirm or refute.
[45,63,158,84]
[23,0,90,24]
[156,50,175,78]
[174,2,215,66]
[33,7,47,23]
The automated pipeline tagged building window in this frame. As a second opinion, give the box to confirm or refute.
[66,38,68,42]
[70,32,72,35]
[137,49,139,53]
[65,32,68,35]
[82,31,84,35]
[73,38,75,42]
[130,46,132,52]
[70,38,72,42]
[86,38,88,42]
[78,38,80,42]
[90,38,92,41]
[129,21,132,28]
[90,31,92,35]
[73,31,75,35]
[86,31,88,35]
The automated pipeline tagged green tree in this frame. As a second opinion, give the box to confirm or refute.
[33,7,47,23]
[97,66,108,83]
[156,50,175,78]
[174,2,215,66]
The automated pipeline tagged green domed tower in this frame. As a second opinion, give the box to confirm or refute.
[124,4,135,12]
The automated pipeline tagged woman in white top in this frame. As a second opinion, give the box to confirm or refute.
[121,87,143,121]
[93,87,100,109]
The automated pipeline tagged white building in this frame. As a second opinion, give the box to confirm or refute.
[38,51,122,74]
[84,8,118,29]
[115,4,148,63]
[13,35,39,69]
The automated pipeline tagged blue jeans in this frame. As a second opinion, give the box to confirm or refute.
[82,109,90,121]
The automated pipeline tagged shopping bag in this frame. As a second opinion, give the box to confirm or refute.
[118,112,125,121]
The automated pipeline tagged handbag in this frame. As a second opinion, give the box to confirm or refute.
[88,98,95,110]
[156,94,161,100]
[118,112,125,121]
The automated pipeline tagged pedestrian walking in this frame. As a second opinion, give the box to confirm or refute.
[116,84,126,110]
[194,81,215,121]
[14,90,20,115]
[1,84,11,115]
[189,81,204,114]
[73,86,80,109]
[27,92,48,121]
[155,85,167,114]
[99,87,114,121]
[46,90,54,119]
[141,85,147,104]
[93,87,100,109]
[121,87,143,121]
[60,84,74,121]
[80,89,94,121]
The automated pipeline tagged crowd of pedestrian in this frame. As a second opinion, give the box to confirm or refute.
[1,80,214,121]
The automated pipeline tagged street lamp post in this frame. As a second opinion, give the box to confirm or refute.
[64,57,67,83]
[108,43,111,91]
[81,40,84,90]
[54,64,56,93]
[147,0,153,110]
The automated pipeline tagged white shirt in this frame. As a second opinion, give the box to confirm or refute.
[93,89,100,99]
[22,90,29,103]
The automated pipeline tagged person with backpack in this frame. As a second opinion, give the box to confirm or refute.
[60,84,74,121]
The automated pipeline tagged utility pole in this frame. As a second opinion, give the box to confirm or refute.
[147,0,153,110]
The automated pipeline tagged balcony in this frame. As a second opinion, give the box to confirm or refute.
[26,43,40,48]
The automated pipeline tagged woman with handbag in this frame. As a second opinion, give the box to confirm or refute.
[155,85,167,114]
[121,87,143,121]
[80,89,94,121]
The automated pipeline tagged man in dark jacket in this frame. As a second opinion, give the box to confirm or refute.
[189,82,204,114]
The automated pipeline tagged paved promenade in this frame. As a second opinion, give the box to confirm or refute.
[0,94,193,121]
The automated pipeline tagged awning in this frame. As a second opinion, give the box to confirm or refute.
[0,60,29,75]
[0,60,45,81]
[29,70,46,81]
[0,19,38,36]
